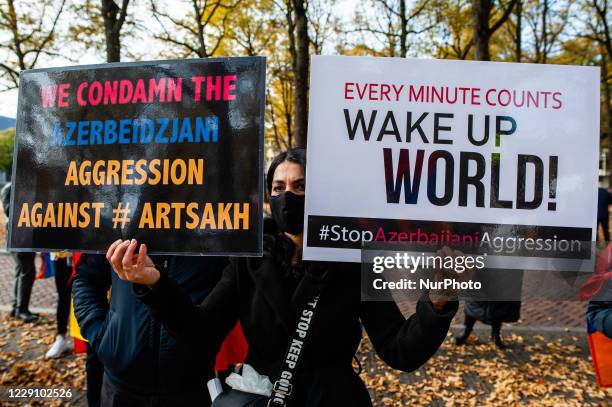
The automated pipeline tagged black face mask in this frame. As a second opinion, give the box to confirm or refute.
[269,191,305,234]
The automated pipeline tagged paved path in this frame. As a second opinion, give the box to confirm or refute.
[397,300,587,332]
[0,253,58,312]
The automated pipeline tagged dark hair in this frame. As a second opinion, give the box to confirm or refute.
[266,148,306,195]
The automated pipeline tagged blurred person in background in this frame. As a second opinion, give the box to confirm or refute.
[45,252,73,358]
[1,182,38,322]
[588,297,612,338]
[455,269,523,349]
[73,253,228,406]
[587,296,612,388]
[597,182,612,241]
[584,245,612,388]
[454,300,520,349]
[585,247,612,338]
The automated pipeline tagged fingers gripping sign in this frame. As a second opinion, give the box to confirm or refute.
[430,245,476,310]
[106,239,124,279]
[107,239,160,287]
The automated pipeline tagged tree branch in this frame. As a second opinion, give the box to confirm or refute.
[489,0,518,35]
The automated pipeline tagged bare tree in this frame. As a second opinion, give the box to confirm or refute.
[101,0,130,62]
[431,0,474,60]
[308,0,338,54]
[0,0,66,90]
[505,0,523,61]
[263,0,297,150]
[582,0,611,60]
[350,0,438,57]
[270,0,310,147]
[291,0,309,147]
[266,90,287,151]
[516,0,522,61]
[68,0,141,63]
[149,0,241,58]
[471,0,518,60]
[524,0,573,63]
[228,0,277,56]
[580,0,611,183]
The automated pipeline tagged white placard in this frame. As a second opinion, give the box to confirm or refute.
[303,56,599,265]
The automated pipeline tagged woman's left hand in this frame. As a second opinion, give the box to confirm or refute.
[429,246,475,311]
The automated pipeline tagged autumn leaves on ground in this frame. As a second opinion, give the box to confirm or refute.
[0,313,86,406]
[359,331,611,406]
[0,312,610,406]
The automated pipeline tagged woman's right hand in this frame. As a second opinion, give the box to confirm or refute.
[107,239,160,288]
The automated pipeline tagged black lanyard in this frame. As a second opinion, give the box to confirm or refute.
[267,294,320,407]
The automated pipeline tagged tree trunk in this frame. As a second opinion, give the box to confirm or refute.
[602,50,612,186]
[472,0,492,61]
[193,2,207,57]
[541,0,548,64]
[515,0,522,62]
[285,0,297,72]
[399,0,407,58]
[101,0,121,62]
[591,1,612,184]
[292,0,309,148]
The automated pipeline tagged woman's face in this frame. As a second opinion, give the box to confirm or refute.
[271,161,305,197]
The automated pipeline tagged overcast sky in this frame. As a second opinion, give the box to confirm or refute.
[0,0,362,118]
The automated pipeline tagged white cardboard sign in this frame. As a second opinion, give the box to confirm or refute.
[303,56,599,265]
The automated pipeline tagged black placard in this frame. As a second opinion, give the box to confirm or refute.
[9,57,265,255]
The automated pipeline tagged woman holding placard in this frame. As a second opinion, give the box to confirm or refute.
[106,148,459,406]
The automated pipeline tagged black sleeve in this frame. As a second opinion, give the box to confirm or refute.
[72,254,112,351]
[587,300,612,338]
[360,294,457,372]
[134,259,241,349]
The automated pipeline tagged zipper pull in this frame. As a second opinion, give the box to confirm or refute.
[164,259,168,270]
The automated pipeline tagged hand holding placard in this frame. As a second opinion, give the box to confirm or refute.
[107,239,160,287]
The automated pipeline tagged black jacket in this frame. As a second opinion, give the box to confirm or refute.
[136,226,458,406]
[588,300,612,338]
[72,253,227,399]
[464,300,521,324]
[463,269,522,324]
[598,188,612,220]
[587,281,612,338]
